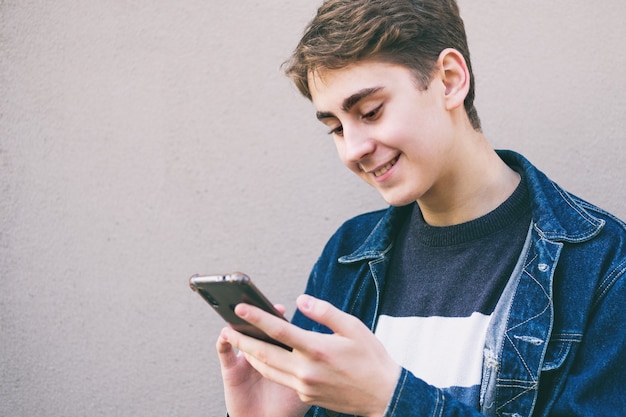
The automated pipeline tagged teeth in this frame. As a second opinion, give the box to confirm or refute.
[373,157,398,177]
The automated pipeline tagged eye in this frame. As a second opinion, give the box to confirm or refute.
[328,125,344,137]
[362,104,383,121]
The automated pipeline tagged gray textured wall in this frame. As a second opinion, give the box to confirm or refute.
[1,1,624,416]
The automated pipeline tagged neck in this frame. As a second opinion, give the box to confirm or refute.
[418,134,520,227]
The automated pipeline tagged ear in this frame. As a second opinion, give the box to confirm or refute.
[436,48,470,111]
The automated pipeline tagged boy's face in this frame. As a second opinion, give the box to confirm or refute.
[309,60,458,207]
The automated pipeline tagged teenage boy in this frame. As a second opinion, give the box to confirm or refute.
[216,0,626,416]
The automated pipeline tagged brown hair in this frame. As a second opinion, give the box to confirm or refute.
[283,0,481,130]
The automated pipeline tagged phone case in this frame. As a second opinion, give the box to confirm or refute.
[189,272,291,350]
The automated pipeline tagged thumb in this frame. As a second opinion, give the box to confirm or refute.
[296,294,363,336]
[216,328,238,369]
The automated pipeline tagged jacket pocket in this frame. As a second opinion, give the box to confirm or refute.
[541,332,581,371]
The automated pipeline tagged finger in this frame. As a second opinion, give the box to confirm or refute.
[274,304,287,316]
[233,303,313,352]
[242,347,298,388]
[295,294,364,337]
[216,327,239,369]
[221,320,300,387]
[217,327,269,390]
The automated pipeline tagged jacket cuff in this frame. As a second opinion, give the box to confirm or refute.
[384,368,445,417]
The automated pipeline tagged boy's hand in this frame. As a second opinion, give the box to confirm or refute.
[216,304,309,417]
[220,295,401,417]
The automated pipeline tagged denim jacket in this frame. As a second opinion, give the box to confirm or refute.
[292,150,626,417]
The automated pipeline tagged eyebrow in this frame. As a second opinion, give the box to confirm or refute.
[316,87,384,121]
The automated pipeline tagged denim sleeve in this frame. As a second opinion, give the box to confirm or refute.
[383,369,487,417]
[546,265,626,415]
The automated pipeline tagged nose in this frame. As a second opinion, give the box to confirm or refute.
[342,126,376,165]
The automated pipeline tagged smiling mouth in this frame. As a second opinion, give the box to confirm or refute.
[373,156,399,177]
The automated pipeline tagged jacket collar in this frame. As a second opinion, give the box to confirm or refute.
[497,150,604,243]
[338,204,411,264]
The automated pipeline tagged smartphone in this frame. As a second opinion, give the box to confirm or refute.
[189,272,291,350]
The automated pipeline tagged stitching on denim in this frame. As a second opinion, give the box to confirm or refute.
[436,391,445,417]
[503,258,553,381]
[593,258,626,311]
[338,214,396,263]
[504,332,537,381]
[496,380,538,415]
[346,252,388,317]
[551,183,603,241]
[368,257,385,330]
[549,332,582,342]
[348,275,367,314]
[578,199,626,229]
[386,370,407,416]
[507,268,551,332]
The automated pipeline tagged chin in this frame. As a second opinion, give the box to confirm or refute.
[380,192,417,207]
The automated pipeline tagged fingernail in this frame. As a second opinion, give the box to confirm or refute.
[220,327,229,342]
[298,294,314,311]
[234,303,248,318]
